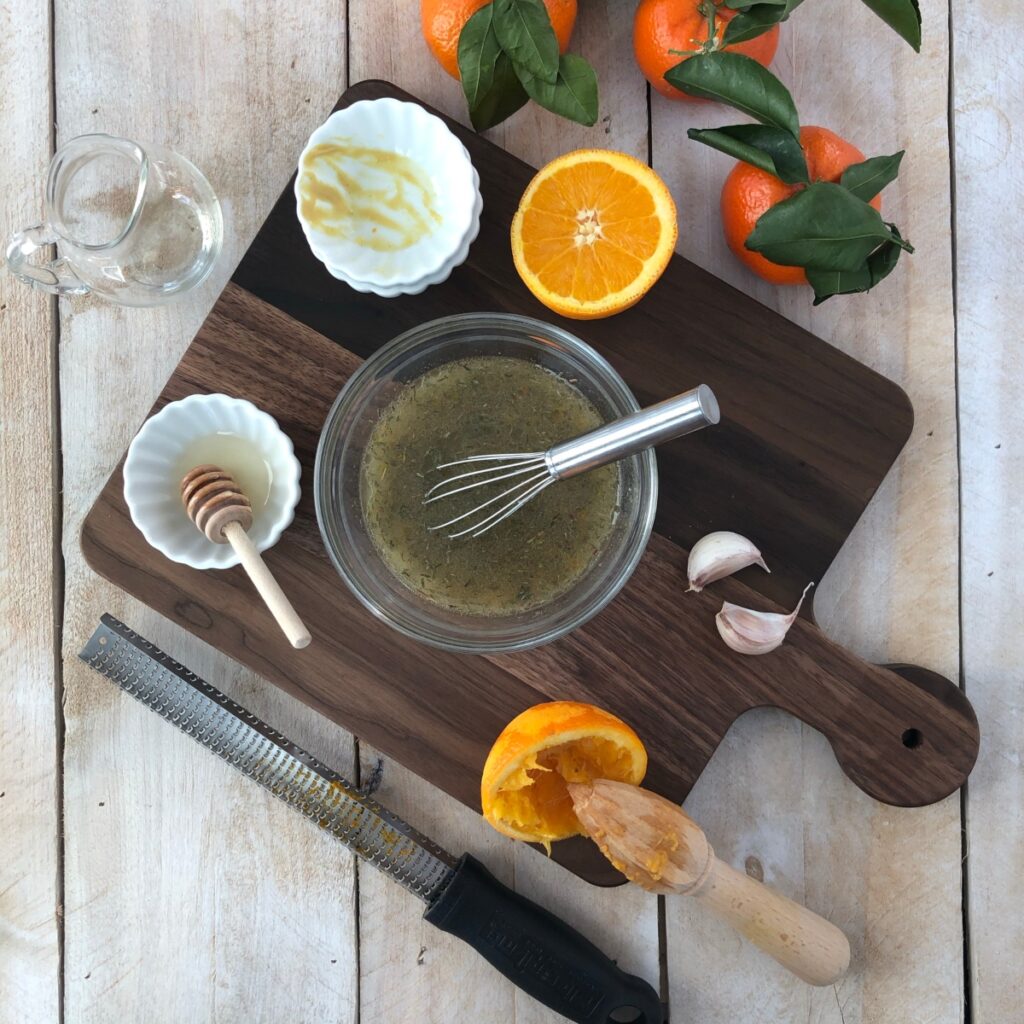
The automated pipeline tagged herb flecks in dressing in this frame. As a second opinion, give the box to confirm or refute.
[361,356,619,616]
[298,141,442,252]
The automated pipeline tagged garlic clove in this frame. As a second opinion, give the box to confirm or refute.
[687,531,770,592]
[716,582,814,656]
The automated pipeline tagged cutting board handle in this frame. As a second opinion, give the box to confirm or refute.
[521,552,979,818]
[760,621,979,806]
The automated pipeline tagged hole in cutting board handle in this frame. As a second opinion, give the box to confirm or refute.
[901,727,924,749]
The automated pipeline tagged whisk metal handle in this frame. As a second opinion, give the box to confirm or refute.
[546,384,719,480]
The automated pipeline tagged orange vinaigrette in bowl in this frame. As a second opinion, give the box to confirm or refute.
[360,355,620,616]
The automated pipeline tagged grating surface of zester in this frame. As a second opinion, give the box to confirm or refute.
[79,615,457,903]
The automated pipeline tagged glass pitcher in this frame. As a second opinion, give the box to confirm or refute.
[5,134,223,307]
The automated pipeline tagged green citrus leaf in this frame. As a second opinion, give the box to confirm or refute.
[665,52,800,139]
[518,53,598,126]
[458,4,502,113]
[857,0,921,51]
[493,0,560,84]
[839,151,904,202]
[468,50,529,131]
[722,8,785,44]
[687,124,809,184]
[746,181,911,271]
[722,0,803,44]
[721,0,803,43]
[807,223,911,303]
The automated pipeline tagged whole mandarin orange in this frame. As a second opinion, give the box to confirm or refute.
[721,125,883,285]
[422,0,577,80]
[634,0,780,100]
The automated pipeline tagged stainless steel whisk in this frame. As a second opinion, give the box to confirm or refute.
[425,384,720,538]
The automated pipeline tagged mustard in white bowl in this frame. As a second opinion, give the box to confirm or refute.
[295,99,479,291]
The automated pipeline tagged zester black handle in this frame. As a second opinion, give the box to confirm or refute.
[424,854,662,1024]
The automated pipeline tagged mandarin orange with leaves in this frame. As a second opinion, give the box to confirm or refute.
[721,125,883,285]
[634,0,780,100]
[421,0,577,80]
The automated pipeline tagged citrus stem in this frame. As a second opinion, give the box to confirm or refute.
[698,0,720,52]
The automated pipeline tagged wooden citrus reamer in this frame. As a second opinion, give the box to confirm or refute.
[181,465,311,649]
[569,779,851,986]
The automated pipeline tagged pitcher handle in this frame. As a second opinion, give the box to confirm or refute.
[5,225,89,296]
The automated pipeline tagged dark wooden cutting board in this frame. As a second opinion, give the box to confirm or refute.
[81,81,978,885]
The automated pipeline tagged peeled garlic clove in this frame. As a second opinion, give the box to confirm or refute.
[687,531,769,592]
[716,582,814,656]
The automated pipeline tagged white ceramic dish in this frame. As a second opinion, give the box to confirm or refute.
[295,99,479,289]
[123,393,301,570]
[322,171,482,297]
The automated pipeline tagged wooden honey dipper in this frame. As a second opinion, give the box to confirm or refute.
[568,780,851,987]
[181,465,311,649]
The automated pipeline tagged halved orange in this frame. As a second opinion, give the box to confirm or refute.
[481,700,648,848]
[510,149,678,320]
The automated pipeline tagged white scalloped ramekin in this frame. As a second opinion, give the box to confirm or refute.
[294,98,479,290]
[123,393,301,570]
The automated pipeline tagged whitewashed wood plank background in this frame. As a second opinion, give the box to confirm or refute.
[1,0,1020,1021]
[953,0,1024,1019]
[0,1,59,1021]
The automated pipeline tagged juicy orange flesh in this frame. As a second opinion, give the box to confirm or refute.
[488,736,637,839]
[520,161,663,301]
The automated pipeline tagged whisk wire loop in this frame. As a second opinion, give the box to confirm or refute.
[449,474,556,539]
[423,455,547,503]
[424,385,719,538]
[427,468,551,534]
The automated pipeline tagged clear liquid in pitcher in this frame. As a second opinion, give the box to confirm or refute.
[54,142,221,301]
[2,134,225,306]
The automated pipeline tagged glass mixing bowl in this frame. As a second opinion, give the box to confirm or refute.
[315,313,657,653]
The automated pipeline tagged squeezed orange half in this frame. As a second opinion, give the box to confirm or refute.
[481,700,648,847]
